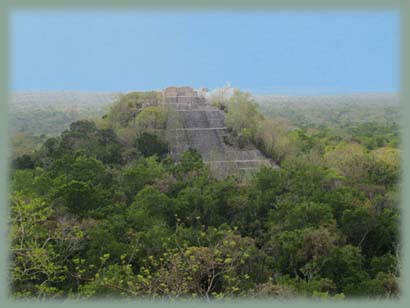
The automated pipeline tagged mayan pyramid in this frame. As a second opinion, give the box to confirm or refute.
[163,86,272,177]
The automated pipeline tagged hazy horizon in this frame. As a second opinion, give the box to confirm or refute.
[10,88,400,96]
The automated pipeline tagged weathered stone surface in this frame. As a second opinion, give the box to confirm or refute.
[163,86,273,178]
[163,86,198,97]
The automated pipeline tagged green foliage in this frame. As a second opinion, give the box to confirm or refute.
[10,193,84,298]
[100,92,166,147]
[121,156,166,201]
[136,132,168,158]
[175,148,205,176]
[55,180,103,215]
[107,91,163,129]
[12,154,35,170]
[9,89,400,300]
[135,106,168,132]
[31,120,124,166]
[225,90,263,148]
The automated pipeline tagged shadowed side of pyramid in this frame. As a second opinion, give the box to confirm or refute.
[163,86,274,177]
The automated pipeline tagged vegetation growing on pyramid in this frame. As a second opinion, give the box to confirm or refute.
[9,88,400,300]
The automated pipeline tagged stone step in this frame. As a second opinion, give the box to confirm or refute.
[162,86,275,177]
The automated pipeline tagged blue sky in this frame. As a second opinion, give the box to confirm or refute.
[11,10,399,94]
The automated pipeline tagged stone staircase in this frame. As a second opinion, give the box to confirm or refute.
[163,86,273,177]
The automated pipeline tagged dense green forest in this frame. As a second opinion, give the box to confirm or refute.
[10,90,119,158]
[9,90,400,300]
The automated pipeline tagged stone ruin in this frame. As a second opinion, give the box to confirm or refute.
[162,86,273,178]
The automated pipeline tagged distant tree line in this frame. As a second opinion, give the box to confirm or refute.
[9,90,400,300]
